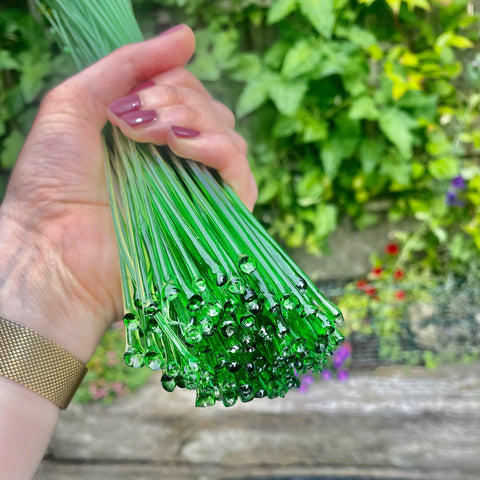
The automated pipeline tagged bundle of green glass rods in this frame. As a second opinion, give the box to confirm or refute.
[40,0,344,407]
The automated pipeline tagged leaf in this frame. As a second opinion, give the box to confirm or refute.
[312,203,337,238]
[268,78,308,116]
[321,139,344,180]
[212,30,239,66]
[273,115,302,138]
[349,96,379,120]
[282,39,322,79]
[340,25,377,50]
[0,51,19,70]
[236,73,274,118]
[382,161,412,188]
[320,117,360,180]
[227,53,262,81]
[257,177,282,204]
[1,129,24,170]
[267,0,298,24]
[428,156,459,179]
[378,107,416,159]
[320,115,360,180]
[264,41,290,69]
[426,129,451,156]
[296,169,324,207]
[436,32,474,51]
[18,51,51,103]
[360,139,384,174]
[297,110,328,143]
[188,54,221,82]
[298,0,335,39]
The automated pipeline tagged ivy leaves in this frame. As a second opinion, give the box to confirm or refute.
[268,0,335,39]
[236,71,308,118]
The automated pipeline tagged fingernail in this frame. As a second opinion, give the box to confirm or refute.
[159,24,185,37]
[131,80,155,94]
[122,110,157,127]
[109,94,141,116]
[171,125,200,138]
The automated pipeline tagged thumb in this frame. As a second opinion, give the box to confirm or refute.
[5,26,195,206]
[42,24,196,128]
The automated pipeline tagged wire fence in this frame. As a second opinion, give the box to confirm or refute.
[321,279,480,368]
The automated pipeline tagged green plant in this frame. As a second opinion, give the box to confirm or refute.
[162,0,479,278]
[0,1,71,199]
[338,242,480,366]
[74,322,152,404]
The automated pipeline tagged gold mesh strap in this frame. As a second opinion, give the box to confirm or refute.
[0,317,87,409]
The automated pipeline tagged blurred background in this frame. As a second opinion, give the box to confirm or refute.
[1,1,479,479]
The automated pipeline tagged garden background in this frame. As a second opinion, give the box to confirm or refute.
[0,0,479,403]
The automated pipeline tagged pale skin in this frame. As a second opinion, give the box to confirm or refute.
[0,25,257,479]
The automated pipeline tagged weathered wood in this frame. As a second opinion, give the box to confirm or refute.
[35,462,480,480]
[37,364,480,480]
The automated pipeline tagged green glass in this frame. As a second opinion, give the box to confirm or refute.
[42,0,345,408]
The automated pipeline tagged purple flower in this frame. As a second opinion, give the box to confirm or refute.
[321,369,333,380]
[446,190,465,207]
[450,175,466,190]
[337,369,349,382]
[332,344,351,369]
[298,373,315,393]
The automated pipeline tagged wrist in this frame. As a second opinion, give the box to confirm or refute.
[0,207,102,364]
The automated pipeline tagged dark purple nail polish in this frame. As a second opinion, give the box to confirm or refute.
[171,125,200,138]
[131,80,155,94]
[159,24,184,37]
[122,110,157,127]
[109,94,141,116]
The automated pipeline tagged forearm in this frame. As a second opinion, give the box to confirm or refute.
[0,209,90,479]
[0,378,59,480]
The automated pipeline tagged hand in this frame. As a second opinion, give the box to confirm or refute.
[0,25,257,364]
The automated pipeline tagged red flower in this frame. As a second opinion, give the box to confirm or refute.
[385,242,400,255]
[394,269,404,280]
[356,279,368,290]
[370,267,383,278]
[357,279,377,297]
[394,290,406,301]
[365,285,377,297]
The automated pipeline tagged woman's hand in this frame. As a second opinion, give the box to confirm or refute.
[0,24,257,479]
[0,25,257,364]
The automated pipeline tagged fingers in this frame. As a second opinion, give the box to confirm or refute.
[148,67,213,99]
[168,129,258,211]
[40,25,196,127]
[107,81,235,138]
[107,76,256,210]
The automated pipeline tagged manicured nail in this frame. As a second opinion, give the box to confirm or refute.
[109,94,141,116]
[159,24,184,37]
[131,80,155,94]
[171,125,200,138]
[122,110,157,127]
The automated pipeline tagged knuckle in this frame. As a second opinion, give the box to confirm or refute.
[158,84,183,106]
[231,131,248,155]
[178,105,199,125]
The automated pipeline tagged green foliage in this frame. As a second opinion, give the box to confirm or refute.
[337,243,480,366]
[2,1,479,277]
[0,2,72,200]
[75,323,151,404]
[171,0,479,277]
